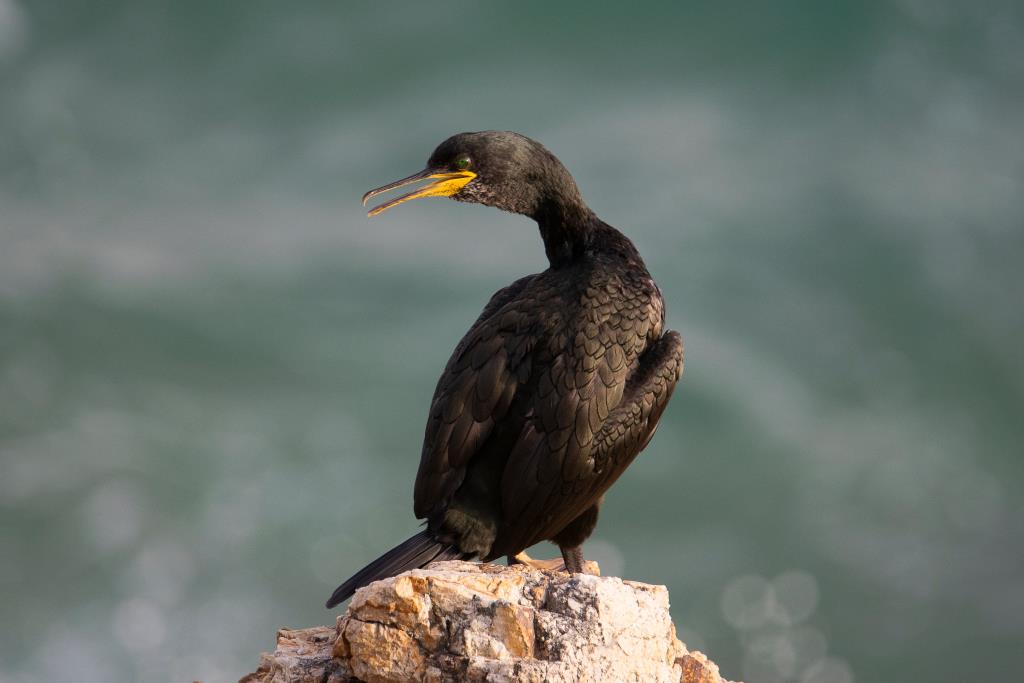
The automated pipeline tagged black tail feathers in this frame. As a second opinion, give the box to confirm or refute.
[325,530,467,608]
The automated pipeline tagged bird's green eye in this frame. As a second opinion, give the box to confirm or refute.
[454,156,471,170]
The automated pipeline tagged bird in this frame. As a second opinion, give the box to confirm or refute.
[325,131,683,609]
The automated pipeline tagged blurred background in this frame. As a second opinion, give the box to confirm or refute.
[2,1,1022,681]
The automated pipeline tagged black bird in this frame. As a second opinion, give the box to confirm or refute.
[326,131,683,608]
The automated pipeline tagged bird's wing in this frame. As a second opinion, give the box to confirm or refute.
[413,275,537,519]
[495,329,684,554]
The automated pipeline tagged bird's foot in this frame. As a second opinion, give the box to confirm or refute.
[509,551,600,575]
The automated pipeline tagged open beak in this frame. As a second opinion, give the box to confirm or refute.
[362,169,477,217]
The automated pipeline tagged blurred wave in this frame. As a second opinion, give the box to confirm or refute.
[1,1,1023,681]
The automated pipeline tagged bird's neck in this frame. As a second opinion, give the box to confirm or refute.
[534,197,599,268]
[535,201,642,269]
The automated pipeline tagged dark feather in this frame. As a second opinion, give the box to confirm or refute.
[324,530,466,608]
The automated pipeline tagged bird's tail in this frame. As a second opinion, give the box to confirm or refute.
[325,530,467,608]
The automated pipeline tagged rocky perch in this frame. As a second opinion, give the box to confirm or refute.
[240,560,738,683]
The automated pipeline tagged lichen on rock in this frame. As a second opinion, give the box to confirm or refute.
[240,560,738,683]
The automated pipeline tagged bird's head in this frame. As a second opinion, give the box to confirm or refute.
[362,131,583,220]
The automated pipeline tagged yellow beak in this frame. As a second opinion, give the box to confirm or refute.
[362,169,477,217]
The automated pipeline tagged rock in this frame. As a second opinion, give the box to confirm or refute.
[239,560,739,683]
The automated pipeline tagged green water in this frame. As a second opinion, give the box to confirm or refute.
[2,2,1022,681]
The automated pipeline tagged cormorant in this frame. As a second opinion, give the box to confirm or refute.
[326,131,683,608]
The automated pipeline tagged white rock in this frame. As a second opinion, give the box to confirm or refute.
[240,560,738,683]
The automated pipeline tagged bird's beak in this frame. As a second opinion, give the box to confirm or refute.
[362,169,477,217]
